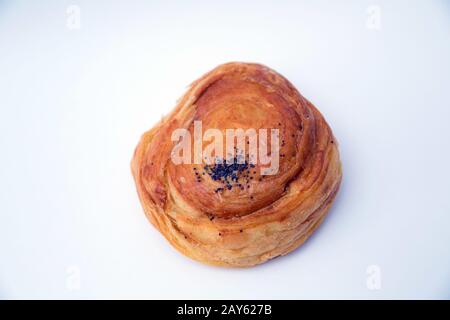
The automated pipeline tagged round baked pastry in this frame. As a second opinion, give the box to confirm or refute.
[131,62,342,267]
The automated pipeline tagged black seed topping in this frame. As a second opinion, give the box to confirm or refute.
[200,151,265,196]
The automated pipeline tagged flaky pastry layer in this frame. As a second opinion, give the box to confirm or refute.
[131,62,342,267]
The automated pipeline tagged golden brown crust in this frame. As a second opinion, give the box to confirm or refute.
[131,62,342,267]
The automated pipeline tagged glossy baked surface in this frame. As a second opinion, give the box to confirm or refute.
[131,62,342,267]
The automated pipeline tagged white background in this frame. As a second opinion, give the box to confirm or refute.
[0,0,449,299]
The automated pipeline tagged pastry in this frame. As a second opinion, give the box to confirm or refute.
[131,62,342,267]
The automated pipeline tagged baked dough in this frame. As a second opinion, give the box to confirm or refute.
[131,62,342,267]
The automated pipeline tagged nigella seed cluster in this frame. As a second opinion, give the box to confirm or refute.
[192,150,262,194]
[207,157,257,193]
